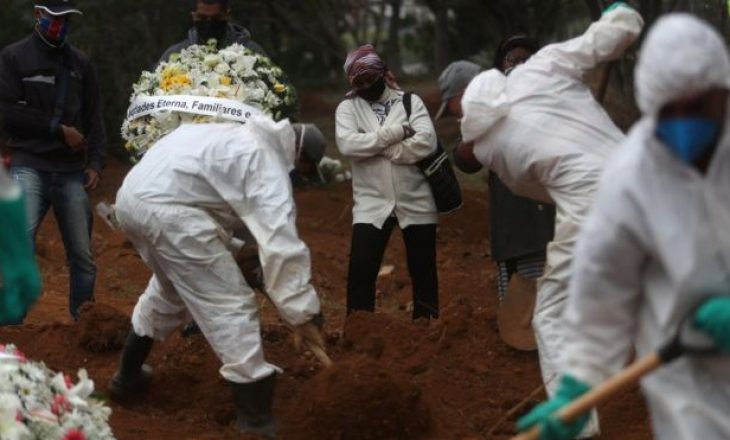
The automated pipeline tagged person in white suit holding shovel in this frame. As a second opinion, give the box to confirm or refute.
[109,118,327,439]
[458,2,643,437]
[517,13,730,440]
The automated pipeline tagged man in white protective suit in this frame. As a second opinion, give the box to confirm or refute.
[458,2,643,437]
[517,14,730,440]
[108,117,325,438]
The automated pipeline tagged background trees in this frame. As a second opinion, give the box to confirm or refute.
[1,0,728,157]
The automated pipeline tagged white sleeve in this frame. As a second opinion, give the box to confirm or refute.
[335,100,405,160]
[530,6,643,79]
[383,94,438,165]
[561,178,648,386]
[209,144,321,326]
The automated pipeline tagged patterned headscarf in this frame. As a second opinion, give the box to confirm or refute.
[343,44,399,98]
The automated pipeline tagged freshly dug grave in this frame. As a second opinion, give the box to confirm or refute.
[284,357,431,440]
[0,159,652,439]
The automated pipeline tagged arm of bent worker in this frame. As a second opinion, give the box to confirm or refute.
[213,145,321,326]
[335,100,405,160]
[81,62,107,173]
[531,5,644,79]
[560,178,648,387]
[0,50,61,145]
[382,94,437,165]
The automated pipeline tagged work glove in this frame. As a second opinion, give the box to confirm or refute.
[0,193,42,325]
[693,296,730,352]
[517,375,591,440]
[604,1,633,13]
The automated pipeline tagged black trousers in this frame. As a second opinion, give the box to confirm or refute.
[346,217,439,319]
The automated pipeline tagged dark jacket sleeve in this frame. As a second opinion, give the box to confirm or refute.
[81,60,106,173]
[0,49,61,145]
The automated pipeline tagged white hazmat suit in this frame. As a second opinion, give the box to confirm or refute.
[563,14,730,440]
[115,118,321,384]
[460,6,644,436]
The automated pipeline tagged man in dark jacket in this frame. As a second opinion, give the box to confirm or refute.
[158,0,266,64]
[0,0,107,321]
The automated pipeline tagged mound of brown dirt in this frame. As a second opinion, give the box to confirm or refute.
[285,357,431,440]
[77,303,130,352]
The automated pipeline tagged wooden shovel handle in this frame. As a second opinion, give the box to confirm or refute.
[307,341,334,368]
[512,352,663,440]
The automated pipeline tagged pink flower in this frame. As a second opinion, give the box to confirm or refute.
[51,394,71,415]
[15,410,23,422]
[62,429,86,440]
[14,349,27,363]
[64,373,74,389]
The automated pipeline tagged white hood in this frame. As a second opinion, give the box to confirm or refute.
[247,115,297,172]
[635,13,730,116]
[459,69,510,143]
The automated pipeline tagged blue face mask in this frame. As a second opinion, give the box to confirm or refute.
[655,117,720,163]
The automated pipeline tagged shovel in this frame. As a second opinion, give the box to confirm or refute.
[512,312,718,440]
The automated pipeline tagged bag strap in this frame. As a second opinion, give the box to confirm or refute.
[403,92,412,121]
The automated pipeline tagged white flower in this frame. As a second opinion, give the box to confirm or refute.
[0,416,32,440]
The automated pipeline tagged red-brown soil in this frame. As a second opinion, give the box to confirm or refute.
[0,157,652,439]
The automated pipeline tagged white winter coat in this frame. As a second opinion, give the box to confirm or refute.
[335,87,437,228]
[563,14,730,440]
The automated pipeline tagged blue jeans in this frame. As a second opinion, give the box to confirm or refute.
[11,167,96,319]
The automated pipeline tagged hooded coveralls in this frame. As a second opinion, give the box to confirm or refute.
[115,119,321,384]
[562,14,730,440]
[460,6,644,436]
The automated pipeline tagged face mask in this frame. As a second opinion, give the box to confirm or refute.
[356,76,386,102]
[655,117,720,163]
[195,19,228,45]
[38,15,69,44]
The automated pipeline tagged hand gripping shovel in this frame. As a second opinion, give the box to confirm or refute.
[512,312,719,440]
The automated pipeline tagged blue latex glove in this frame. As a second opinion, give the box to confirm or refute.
[604,1,632,13]
[517,375,591,440]
[694,297,730,352]
[0,193,42,325]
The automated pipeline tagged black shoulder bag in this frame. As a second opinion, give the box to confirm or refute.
[403,92,462,214]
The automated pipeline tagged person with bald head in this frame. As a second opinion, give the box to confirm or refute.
[159,0,266,64]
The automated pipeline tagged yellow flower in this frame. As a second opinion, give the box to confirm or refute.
[273,83,286,93]
[220,76,232,86]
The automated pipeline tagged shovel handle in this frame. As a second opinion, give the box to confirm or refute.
[512,352,663,440]
[307,342,334,368]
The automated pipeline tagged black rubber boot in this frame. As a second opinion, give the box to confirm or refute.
[230,373,277,438]
[108,330,154,401]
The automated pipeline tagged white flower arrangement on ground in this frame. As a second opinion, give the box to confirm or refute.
[121,40,298,161]
[0,344,115,440]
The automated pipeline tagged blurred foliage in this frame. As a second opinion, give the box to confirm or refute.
[0,0,728,160]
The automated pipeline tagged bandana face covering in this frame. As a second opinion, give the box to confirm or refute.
[356,76,386,102]
[655,117,720,163]
[38,14,69,44]
[195,19,227,45]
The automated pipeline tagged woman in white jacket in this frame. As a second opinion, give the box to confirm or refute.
[335,44,439,320]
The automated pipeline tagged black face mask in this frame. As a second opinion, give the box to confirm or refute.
[356,77,386,102]
[195,19,228,46]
